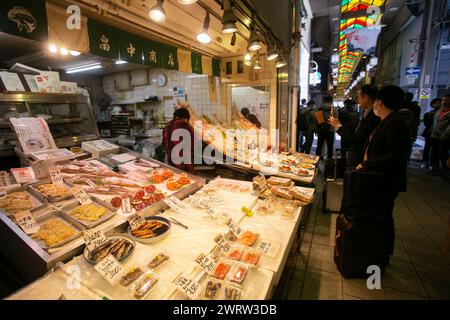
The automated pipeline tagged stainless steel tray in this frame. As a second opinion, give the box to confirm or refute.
[0,186,49,217]
[32,210,84,250]
[28,179,74,203]
[61,197,117,229]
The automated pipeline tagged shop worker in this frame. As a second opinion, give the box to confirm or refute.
[241,107,262,129]
[356,85,410,262]
[162,108,195,174]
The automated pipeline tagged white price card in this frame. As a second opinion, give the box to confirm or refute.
[94,254,123,285]
[194,253,216,274]
[127,213,145,230]
[163,196,186,212]
[83,230,108,252]
[31,160,49,180]
[173,273,200,299]
[71,187,92,205]
[214,233,231,254]
[11,167,36,184]
[225,217,242,238]
[256,239,280,258]
[15,210,40,235]
[121,197,132,214]
[49,167,64,185]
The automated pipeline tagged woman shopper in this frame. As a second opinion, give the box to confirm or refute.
[421,98,441,169]
[355,85,410,263]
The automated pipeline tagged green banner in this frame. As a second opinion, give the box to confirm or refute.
[0,0,48,41]
[118,32,143,64]
[88,19,118,59]
[212,59,221,77]
[191,52,203,74]
[161,45,179,70]
[143,40,163,68]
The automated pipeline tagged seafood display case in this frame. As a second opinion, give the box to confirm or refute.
[0,92,100,159]
[0,148,205,283]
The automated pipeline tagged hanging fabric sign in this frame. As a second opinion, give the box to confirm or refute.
[212,59,221,77]
[191,52,203,75]
[0,0,48,42]
[88,19,118,59]
[344,28,381,56]
[118,32,143,64]
[143,40,163,68]
[177,48,192,74]
[161,45,179,70]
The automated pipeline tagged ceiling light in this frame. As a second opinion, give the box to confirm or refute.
[254,52,261,70]
[244,50,252,61]
[197,10,211,44]
[244,59,253,67]
[267,42,278,61]
[275,56,287,68]
[222,0,237,34]
[115,60,128,65]
[66,63,102,74]
[149,0,166,23]
[177,0,198,4]
[60,48,69,55]
[48,44,58,54]
[248,29,262,51]
[69,50,81,56]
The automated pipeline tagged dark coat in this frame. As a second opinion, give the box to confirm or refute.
[348,108,380,167]
[362,111,410,195]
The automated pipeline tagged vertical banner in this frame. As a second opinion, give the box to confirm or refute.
[88,19,118,59]
[0,0,48,41]
[162,45,179,70]
[202,56,213,77]
[212,59,221,77]
[191,52,203,74]
[143,40,163,68]
[46,3,88,53]
[118,32,143,64]
[177,48,192,74]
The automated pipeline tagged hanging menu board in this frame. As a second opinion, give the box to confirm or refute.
[9,117,56,155]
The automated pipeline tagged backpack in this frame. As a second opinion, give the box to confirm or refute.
[298,108,313,131]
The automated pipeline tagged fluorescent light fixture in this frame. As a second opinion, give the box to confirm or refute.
[66,63,102,74]
[60,48,69,55]
[149,0,166,23]
[69,50,81,56]
[177,0,198,4]
[222,0,237,34]
[48,44,58,54]
[115,60,128,65]
[197,11,211,44]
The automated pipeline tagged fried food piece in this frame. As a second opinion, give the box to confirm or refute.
[0,191,34,215]
[35,184,71,198]
[69,203,108,222]
[32,219,77,246]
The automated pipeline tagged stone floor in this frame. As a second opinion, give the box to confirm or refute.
[273,165,450,300]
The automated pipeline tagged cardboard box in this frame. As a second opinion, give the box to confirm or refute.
[81,140,120,158]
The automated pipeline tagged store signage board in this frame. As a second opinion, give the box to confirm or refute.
[214,233,231,254]
[128,213,145,230]
[10,167,36,184]
[173,273,200,299]
[15,210,40,235]
[405,67,421,76]
[194,253,216,274]
[0,71,25,91]
[49,167,64,185]
[420,88,431,100]
[71,187,92,205]
[94,254,123,285]
[225,217,242,238]
[83,230,108,252]
[9,117,57,155]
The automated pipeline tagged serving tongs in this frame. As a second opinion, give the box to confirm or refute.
[155,210,189,230]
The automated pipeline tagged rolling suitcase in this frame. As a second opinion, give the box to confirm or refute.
[323,155,346,213]
[334,214,389,278]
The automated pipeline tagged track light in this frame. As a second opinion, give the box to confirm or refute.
[254,52,261,70]
[244,50,251,61]
[267,42,278,61]
[177,0,198,4]
[197,10,211,44]
[149,0,166,23]
[230,32,236,46]
[275,55,287,68]
[247,13,262,51]
[222,0,237,34]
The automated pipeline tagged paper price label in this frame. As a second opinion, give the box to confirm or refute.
[121,197,132,214]
[214,233,231,253]
[83,230,108,252]
[11,167,35,184]
[49,167,64,185]
[256,240,280,258]
[225,217,242,237]
[71,187,92,205]
[173,273,200,299]
[31,160,49,180]
[194,253,216,274]
[15,211,40,235]
[163,196,185,212]
[128,213,145,230]
[94,254,123,285]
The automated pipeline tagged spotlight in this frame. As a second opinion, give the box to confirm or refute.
[222,0,237,34]
[48,44,58,54]
[69,50,81,56]
[60,48,69,55]
[244,50,251,61]
[149,0,166,23]
[197,10,211,44]
[177,0,198,4]
[266,42,278,61]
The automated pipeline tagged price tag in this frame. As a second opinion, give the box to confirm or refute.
[31,160,49,180]
[49,167,64,185]
[84,179,97,188]
[94,254,123,285]
[256,239,280,258]
[225,217,242,238]
[173,273,200,299]
[163,196,185,212]
[127,213,145,230]
[71,187,92,205]
[194,253,216,274]
[121,197,132,214]
[241,206,254,217]
[83,230,108,252]
[11,167,36,184]
[15,210,40,235]
[214,233,231,253]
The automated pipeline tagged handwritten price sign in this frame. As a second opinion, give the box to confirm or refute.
[15,211,40,235]
[121,197,132,214]
[72,187,92,205]
[214,233,231,253]
[127,213,145,230]
[173,273,200,299]
[83,230,108,252]
[94,254,123,285]
[195,253,216,274]
[226,217,242,238]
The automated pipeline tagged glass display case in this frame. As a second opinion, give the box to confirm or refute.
[0,93,100,157]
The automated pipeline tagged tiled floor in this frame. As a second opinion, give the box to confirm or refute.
[273,165,450,300]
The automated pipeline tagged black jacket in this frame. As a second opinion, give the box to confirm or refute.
[348,108,380,167]
[362,111,410,195]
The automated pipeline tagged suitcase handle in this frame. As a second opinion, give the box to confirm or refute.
[334,230,341,257]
